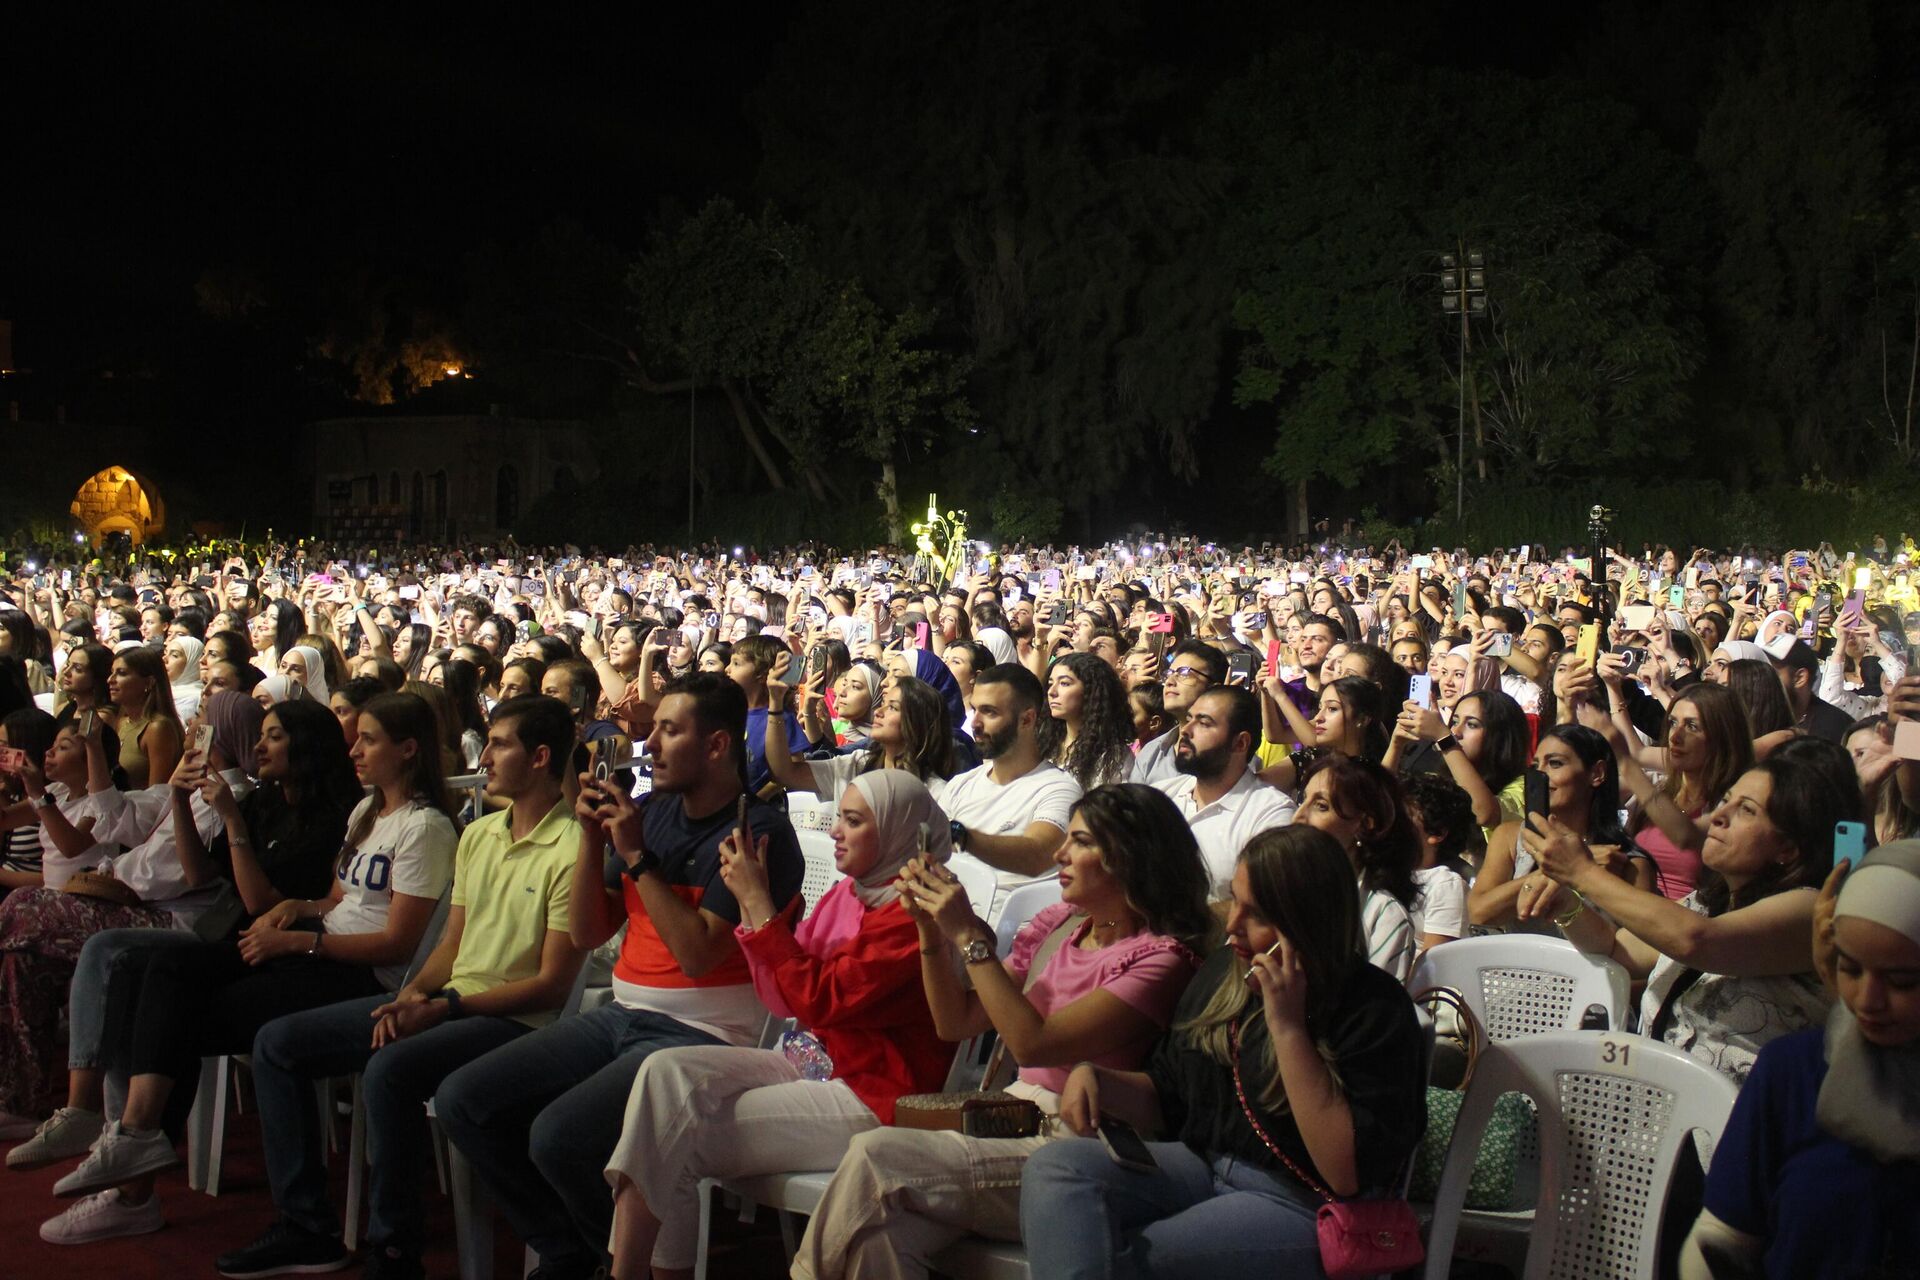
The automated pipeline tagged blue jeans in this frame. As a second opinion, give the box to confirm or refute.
[251,994,527,1255]
[68,927,196,1071]
[435,1004,724,1270]
[1019,1139,1326,1279]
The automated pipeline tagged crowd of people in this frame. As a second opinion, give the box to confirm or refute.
[0,528,1915,1279]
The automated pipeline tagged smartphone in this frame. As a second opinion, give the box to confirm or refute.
[1243,937,1282,987]
[772,653,800,685]
[0,746,27,775]
[1042,568,1062,594]
[193,722,216,758]
[1854,567,1873,591]
[704,611,721,630]
[566,682,589,718]
[1245,610,1268,631]
[1097,1117,1158,1173]
[1408,675,1433,709]
[807,644,829,684]
[1524,767,1551,820]
[1812,590,1833,626]
[1226,650,1256,686]
[1894,720,1920,763]
[1485,632,1513,658]
[735,794,751,856]
[591,737,616,784]
[1046,601,1069,626]
[1575,623,1601,668]
[1833,820,1867,865]
[1147,612,1175,635]
[78,708,98,738]
[1453,581,1470,616]
[1618,605,1655,632]
[914,622,930,649]
[1612,646,1649,677]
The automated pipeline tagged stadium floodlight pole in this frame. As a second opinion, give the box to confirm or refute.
[1439,244,1487,525]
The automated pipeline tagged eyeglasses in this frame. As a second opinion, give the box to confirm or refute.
[1166,665,1208,680]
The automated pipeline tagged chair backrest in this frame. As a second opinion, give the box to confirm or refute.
[1409,934,1629,1046]
[398,889,456,989]
[1422,1030,1739,1280]
[992,879,1064,957]
[948,856,1001,921]
[788,799,837,834]
[795,830,846,914]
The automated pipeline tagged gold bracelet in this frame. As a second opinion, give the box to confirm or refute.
[1554,892,1588,929]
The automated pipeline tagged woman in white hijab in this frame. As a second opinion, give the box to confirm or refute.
[1681,840,1920,1278]
[1707,639,1772,684]
[277,645,330,703]
[602,771,956,1280]
[163,635,204,721]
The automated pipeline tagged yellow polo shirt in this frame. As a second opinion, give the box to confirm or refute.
[447,797,579,1026]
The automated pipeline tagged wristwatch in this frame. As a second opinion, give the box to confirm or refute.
[438,988,466,1020]
[1435,734,1461,755]
[949,819,969,852]
[959,935,995,965]
[33,793,57,809]
[621,847,660,880]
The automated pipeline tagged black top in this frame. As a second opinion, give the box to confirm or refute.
[1145,947,1427,1194]
[1799,696,1855,745]
[208,785,351,916]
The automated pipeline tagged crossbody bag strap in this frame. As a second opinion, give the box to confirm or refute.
[979,911,1083,1088]
[1228,1019,1335,1205]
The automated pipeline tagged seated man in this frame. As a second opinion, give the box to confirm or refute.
[435,673,803,1278]
[215,695,586,1280]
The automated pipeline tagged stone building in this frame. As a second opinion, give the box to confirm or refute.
[309,414,600,543]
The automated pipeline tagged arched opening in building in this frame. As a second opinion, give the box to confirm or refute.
[70,466,164,548]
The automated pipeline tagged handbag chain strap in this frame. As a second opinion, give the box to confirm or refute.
[1227,1018,1334,1206]
[1408,984,1482,1091]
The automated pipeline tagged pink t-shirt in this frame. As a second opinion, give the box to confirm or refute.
[1005,902,1200,1093]
[1635,809,1705,901]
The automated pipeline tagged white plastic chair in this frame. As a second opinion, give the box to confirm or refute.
[1422,1030,1738,1280]
[186,892,458,1197]
[948,857,1001,920]
[1409,933,1630,1050]
[991,880,1063,958]
[795,830,846,913]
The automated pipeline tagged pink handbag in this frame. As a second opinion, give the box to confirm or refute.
[1229,1022,1424,1280]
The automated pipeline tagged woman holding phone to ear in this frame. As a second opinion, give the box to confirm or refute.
[1017,826,1425,1279]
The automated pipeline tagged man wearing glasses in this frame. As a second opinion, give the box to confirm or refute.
[1130,640,1225,785]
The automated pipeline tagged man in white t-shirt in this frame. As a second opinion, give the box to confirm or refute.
[943,664,1081,915]
[1154,686,1296,896]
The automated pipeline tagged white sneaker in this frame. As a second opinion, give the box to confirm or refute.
[8,1106,105,1169]
[52,1120,181,1197]
[0,1110,44,1140]
[40,1187,164,1244]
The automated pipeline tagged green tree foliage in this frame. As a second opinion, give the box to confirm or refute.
[750,0,1232,512]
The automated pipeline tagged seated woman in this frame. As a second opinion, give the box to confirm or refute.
[1037,653,1135,792]
[52,643,115,732]
[1293,755,1421,981]
[1017,825,1427,1279]
[1516,748,1857,1083]
[766,667,955,805]
[603,771,953,1280]
[0,710,61,896]
[1470,722,1651,929]
[1256,675,1390,793]
[793,783,1215,1280]
[105,649,183,791]
[0,717,147,1136]
[821,662,880,751]
[1680,841,1920,1279]
[161,637,203,723]
[1387,688,1529,836]
[32,694,456,1241]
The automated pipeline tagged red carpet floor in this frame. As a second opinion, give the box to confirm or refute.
[0,1083,792,1280]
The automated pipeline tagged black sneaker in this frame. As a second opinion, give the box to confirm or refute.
[362,1246,425,1280]
[214,1219,350,1278]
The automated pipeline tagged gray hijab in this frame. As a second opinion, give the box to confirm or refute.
[1816,839,1920,1161]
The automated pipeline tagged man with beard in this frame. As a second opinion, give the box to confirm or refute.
[941,664,1082,919]
[1153,686,1295,897]
[1131,639,1226,785]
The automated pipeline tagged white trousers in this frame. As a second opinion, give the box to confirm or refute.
[605,1044,879,1271]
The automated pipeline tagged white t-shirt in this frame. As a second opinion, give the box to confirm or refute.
[1410,864,1469,943]
[324,796,459,990]
[1154,768,1297,897]
[805,753,948,808]
[38,786,119,890]
[943,759,1081,900]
